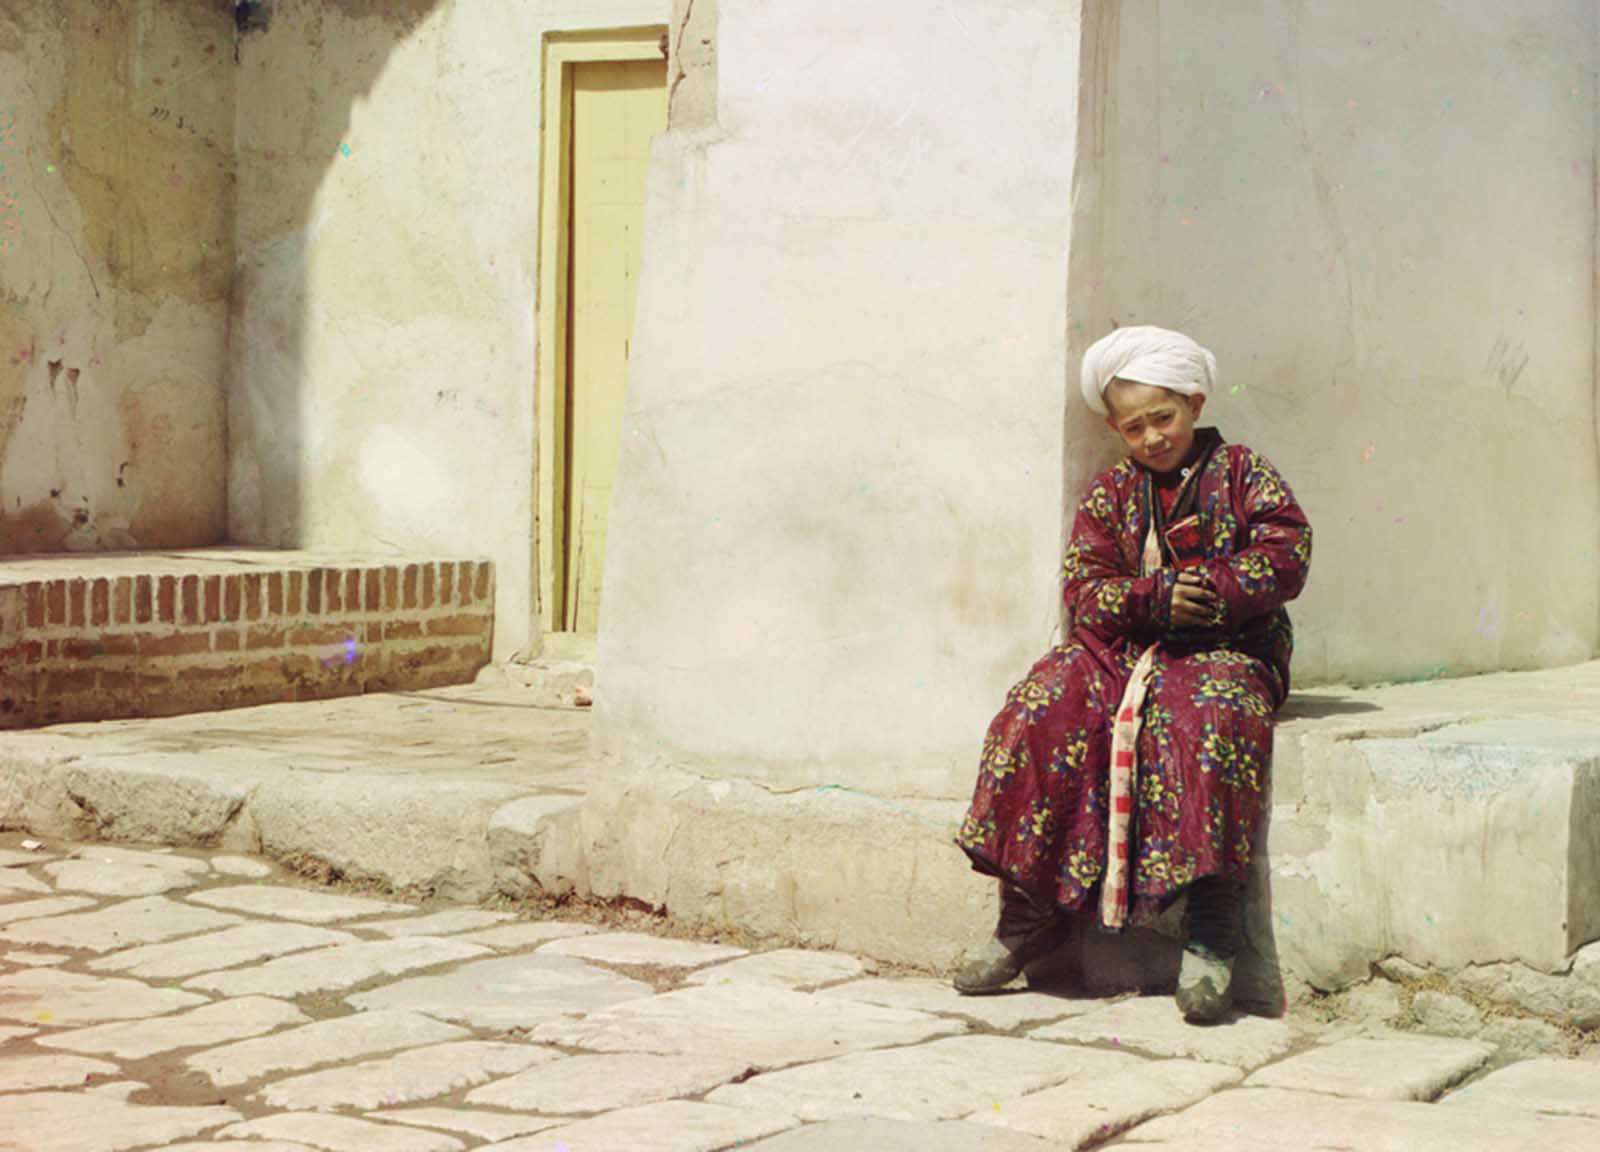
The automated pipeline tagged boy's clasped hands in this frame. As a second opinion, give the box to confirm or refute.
[1170,568,1220,628]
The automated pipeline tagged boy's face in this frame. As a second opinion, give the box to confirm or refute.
[1103,378,1206,474]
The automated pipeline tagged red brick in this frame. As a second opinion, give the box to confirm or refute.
[223,575,241,622]
[204,576,222,623]
[344,569,361,612]
[321,569,340,614]
[139,632,210,657]
[97,634,139,656]
[246,625,285,650]
[112,577,132,625]
[24,583,45,628]
[458,562,474,606]
[384,620,424,640]
[383,567,399,611]
[307,569,323,614]
[287,570,303,615]
[59,638,101,660]
[474,563,490,602]
[47,580,67,625]
[426,615,490,637]
[68,580,87,627]
[135,576,153,624]
[243,574,263,621]
[157,576,177,623]
[215,629,241,652]
[420,565,435,609]
[363,569,381,613]
[91,579,110,627]
[267,572,284,616]
[402,565,419,609]
[47,667,98,694]
[181,575,201,625]
[363,622,383,643]
[438,563,455,605]
[289,624,353,647]
[4,640,44,664]
[181,664,241,684]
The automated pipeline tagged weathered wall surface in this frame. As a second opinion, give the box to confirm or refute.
[1085,0,1600,686]
[595,1,1085,798]
[0,1,234,554]
[226,0,668,659]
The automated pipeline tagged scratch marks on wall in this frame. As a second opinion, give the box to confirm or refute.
[1486,336,1530,396]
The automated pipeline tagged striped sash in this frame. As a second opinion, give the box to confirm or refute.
[1101,517,1168,930]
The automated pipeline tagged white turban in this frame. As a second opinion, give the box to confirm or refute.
[1079,325,1217,416]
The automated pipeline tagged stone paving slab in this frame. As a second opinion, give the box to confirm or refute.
[1244,1032,1493,1100]
[3,950,69,966]
[466,1052,752,1114]
[39,996,309,1060]
[481,1099,799,1152]
[0,1052,121,1092]
[44,858,199,896]
[0,849,59,867]
[1120,1086,1600,1150]
[0,1091,239,1152]
[1030,995,1300,1069]
[533,984,964,1068]
[1440,1057,1600,1118]
[0,895,244,950]
[90,922,360,979]
[539,931,747,968]
[186,1009,470,1087]
[258,1040,561,1112]
[188,885,413,924]
[0,896,97,924]
[368,1107,563,1142]
[217,1112,466,1152]
[348,953,654,1031]
[739,1117,1058,1151]
[0,968,208,1025]
[183,937,490,998]
[684,948,867,990]
[707,1034,1145,1122]
[162,1143,320,1151]
[821,977,1109,1031]
[447,921,597,950]
[359,910,515,938]
[67,846,211,875]
[211,855,274,878]
[966,1058,1241,1147]
[0,869,51,895]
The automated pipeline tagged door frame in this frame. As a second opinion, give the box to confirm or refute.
[535,27,667,649]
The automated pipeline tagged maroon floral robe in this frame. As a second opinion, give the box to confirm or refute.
[958,438,1312,927]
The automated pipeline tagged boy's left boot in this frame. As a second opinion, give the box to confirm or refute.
[1175,943,1234,1023]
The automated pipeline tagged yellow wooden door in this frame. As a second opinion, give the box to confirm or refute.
[564,59,666,634]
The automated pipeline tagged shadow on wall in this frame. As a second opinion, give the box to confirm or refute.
[225,0,445,547]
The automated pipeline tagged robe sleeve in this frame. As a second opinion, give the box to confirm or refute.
[1200,449,1312,627]
[1062,474,1178,640]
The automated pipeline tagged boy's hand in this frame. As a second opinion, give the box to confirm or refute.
[1170,569,1220,628]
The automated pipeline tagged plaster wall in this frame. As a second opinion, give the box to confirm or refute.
[1086,0,1600,686]
[0,1,234,555]
[226,0,668,658]
[594,1,1085,798]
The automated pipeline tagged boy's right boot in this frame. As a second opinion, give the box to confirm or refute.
[953,884,1067,996]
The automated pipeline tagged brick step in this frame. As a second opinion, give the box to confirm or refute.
[0,549,493,729]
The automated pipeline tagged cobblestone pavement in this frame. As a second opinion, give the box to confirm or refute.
[2,834,1598,1151]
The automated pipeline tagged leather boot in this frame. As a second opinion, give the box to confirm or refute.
[953,885,1068,995]
[1176,943,1235,1023]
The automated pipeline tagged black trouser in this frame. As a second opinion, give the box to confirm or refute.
[1184,875,1242,958]
[995,874,1240,956]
